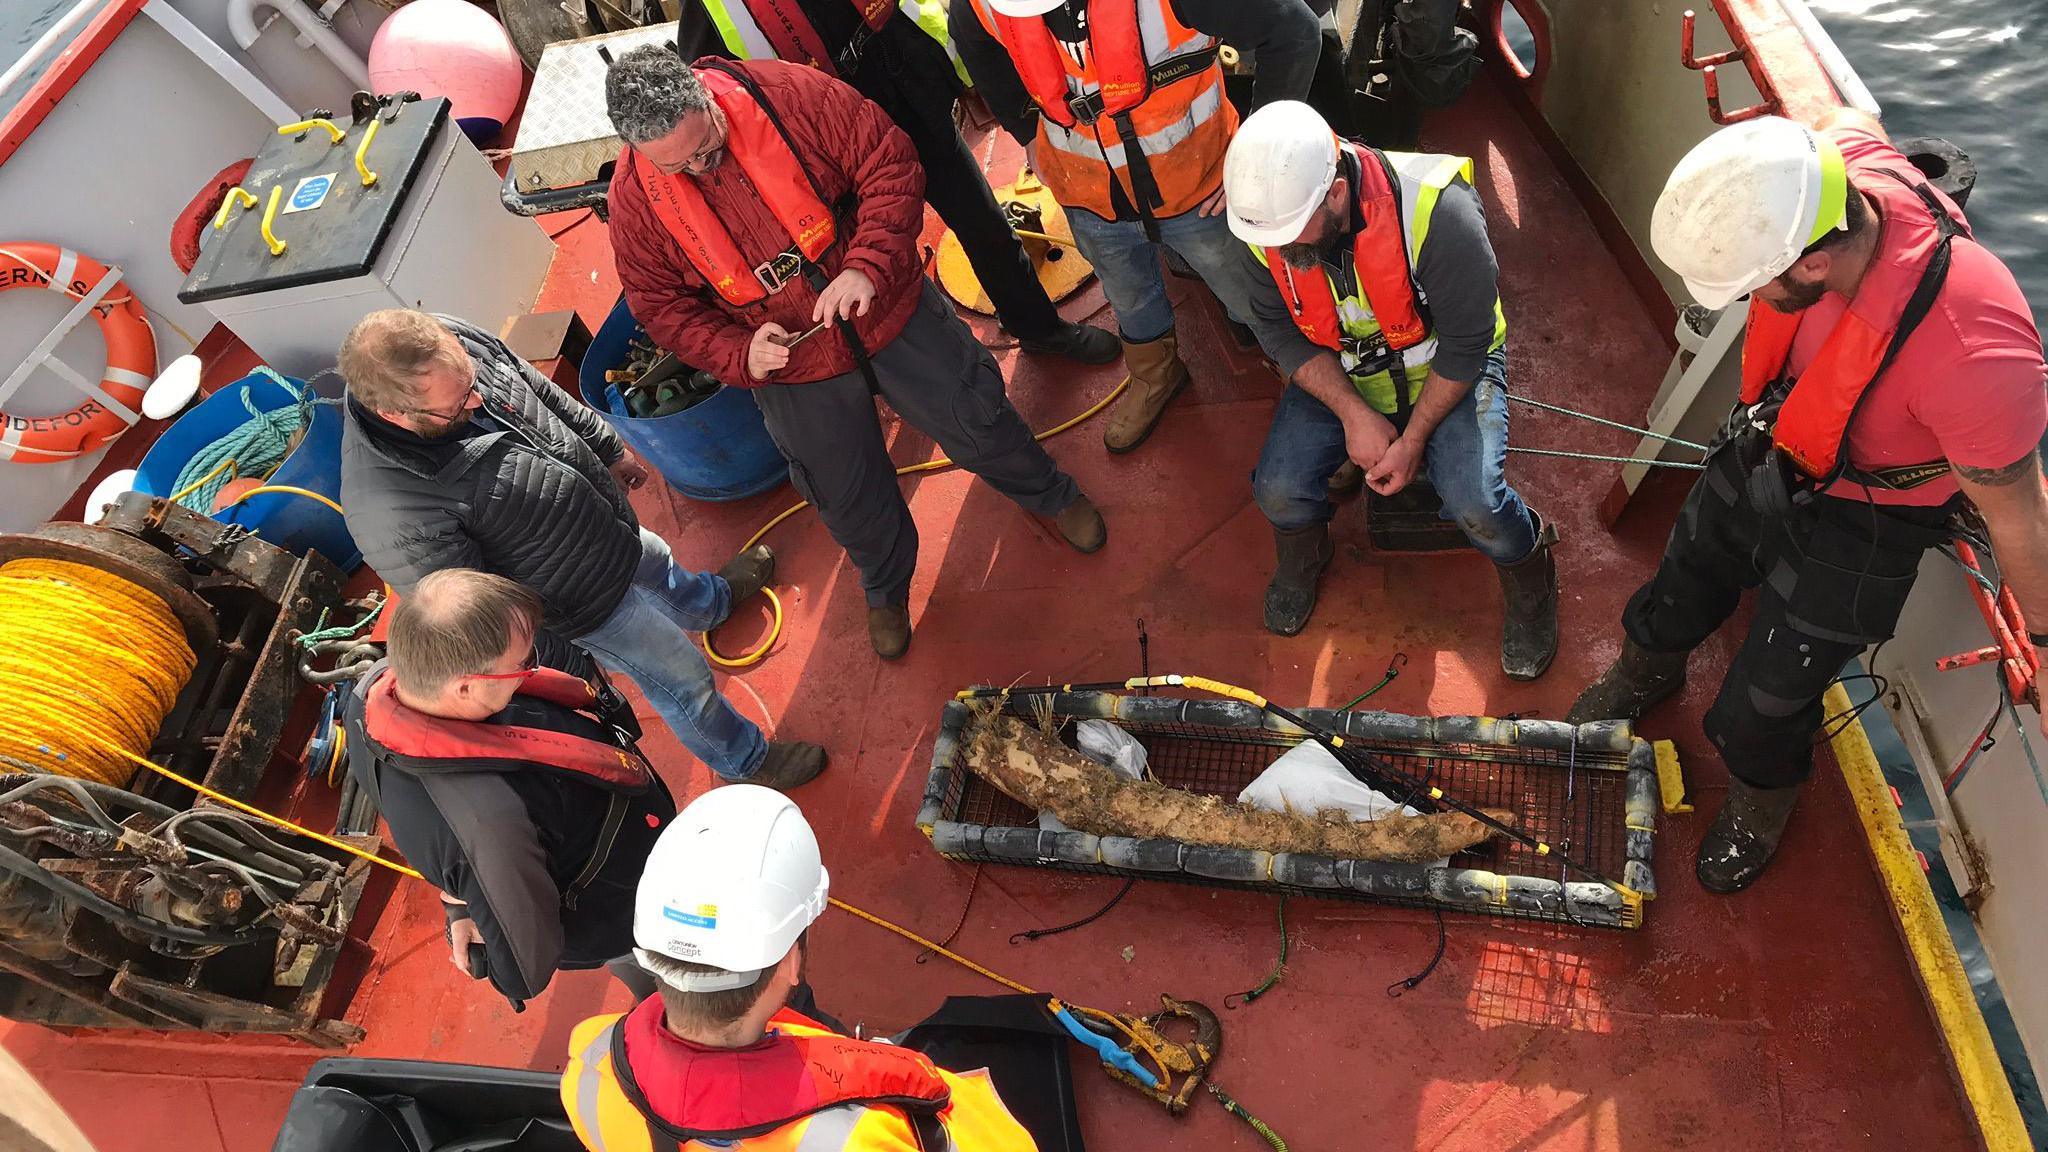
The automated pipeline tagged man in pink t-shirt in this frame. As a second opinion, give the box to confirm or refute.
[1568,110,2048,895]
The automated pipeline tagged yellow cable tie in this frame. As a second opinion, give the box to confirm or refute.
[278,118,345,144]
[1535,842,1552,856]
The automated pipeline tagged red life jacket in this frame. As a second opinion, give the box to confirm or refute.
[360,666,654,793]
[722,0,896,77]
[991,1,1152,130]
[631,61,836,307]
[1262,142,1429,355]
[608,996,951,1140]
[1739,163,1968,483]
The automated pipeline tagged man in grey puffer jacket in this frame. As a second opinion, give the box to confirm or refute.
[338,309,825,789]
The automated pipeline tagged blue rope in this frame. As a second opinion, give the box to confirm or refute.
[170,369,311,512]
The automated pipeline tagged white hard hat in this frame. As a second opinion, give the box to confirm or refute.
[1224,101,1340,247]
[1651,115,1850,311]
[632,785,829,991]
[987,0,1063,15]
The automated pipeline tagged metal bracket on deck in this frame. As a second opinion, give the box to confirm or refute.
[1680,6,1783,125]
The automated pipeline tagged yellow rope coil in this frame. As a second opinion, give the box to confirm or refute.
[0,559,196,786]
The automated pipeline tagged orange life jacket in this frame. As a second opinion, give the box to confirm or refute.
[1738,163,1967,485]
[1263,141,1428,357]
[561,1000,1040,1152]
[631,61,836,307]
[360,666,655,793]
[963,0,1234,221]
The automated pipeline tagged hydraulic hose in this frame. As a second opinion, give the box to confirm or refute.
[0,841,268,947]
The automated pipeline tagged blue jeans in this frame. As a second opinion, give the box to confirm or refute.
[577,529,766,780]
[1063,207,1271,341]
[1252,349,1537,564]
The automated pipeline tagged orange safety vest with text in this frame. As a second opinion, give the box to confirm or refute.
[630,61,836,307]
[1738,155,1967,486]
[963,0,1234,221]
[561,1006,1041,1152]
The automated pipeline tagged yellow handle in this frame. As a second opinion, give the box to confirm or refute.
[259,185,287,256]
[212,187,258,230]
[354,117,380,187]
[278,117,345,144]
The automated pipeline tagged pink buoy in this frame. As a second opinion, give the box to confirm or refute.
[368,0,525,141]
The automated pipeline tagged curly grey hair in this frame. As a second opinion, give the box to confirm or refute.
[606,44,711,146]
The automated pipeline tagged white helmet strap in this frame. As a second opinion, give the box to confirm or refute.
[635,947,768,992]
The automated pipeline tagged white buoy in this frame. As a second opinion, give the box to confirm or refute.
[84,469,138,523]
[141,355,203,421]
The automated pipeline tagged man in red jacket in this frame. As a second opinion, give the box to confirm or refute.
[606,46,1105,660]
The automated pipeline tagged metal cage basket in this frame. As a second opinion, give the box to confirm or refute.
[916,691,1660,929]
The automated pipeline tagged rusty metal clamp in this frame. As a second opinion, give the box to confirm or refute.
[1098,994,1222,1115]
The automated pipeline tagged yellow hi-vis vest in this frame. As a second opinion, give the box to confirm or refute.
[560,1011,1041,1152]
[699,0,971,87]
[1252,151,1509,416]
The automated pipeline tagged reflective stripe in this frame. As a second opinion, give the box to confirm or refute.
[570,1023,619,1152]
[700,0,784,60]
[1041,79,1222,167]
[48,248,77,296]
[793,1105,869,1152]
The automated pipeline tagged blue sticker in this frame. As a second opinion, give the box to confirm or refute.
[662,904,718,929]
[283,173,338,214]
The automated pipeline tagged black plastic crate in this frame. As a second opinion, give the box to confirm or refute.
[916,692,1659,929]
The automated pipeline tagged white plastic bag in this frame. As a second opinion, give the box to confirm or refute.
[1238,739,1423,821]
[1039,720,1149,830]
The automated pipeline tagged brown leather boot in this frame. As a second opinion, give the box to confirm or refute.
[1103,329,1190,454]
[1053,494,1107,553]
[868,602,911,660]
[716,544,775,606]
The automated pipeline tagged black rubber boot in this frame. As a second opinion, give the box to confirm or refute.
[1264,523,1333,636]
[1564,636,1690,724]
[716,544,775,606]
[747,741,829,791]
[1695,777,1802,893]
[1018,321,1120,365]
[1494,511,1560,681]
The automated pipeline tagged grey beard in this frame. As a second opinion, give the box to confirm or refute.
[1279,242,1321,271]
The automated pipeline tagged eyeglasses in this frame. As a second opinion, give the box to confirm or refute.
[470,644,540,682]
[410,384,479,424]
[671,108,727,175]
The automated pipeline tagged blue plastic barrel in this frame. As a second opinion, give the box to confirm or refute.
[133,371,362,572]
[581,297,788,502]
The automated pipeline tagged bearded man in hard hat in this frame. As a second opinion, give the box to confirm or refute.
[560,785,1040,1152]
[1220,101,1556,676]
[948,0,1321,454]
[1568,110,2048,894]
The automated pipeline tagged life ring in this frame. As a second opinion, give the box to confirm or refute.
[170,158,254,274]
[0,243,156,464]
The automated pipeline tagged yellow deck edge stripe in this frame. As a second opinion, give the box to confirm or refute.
[1824,683,2028,1150]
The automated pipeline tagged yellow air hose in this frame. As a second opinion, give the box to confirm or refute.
[0,559,197,787]
[702,376,1130,668]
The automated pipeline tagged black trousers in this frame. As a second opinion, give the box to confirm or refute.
[1621,442,1951,789]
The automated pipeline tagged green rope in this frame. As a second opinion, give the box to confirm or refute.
[170,369,310,512]
[294,597,384,650]
[1226,895,1287,1007]
[1207,1083,1288,1151]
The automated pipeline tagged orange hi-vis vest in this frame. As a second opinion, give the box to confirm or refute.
[631,61,836,307]
[1739,159,1967,487]
[964,0,1234,222]
[561,1002,1041,1152]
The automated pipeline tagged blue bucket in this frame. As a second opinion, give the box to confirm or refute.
[581,297,788,502]
[134,371,362,572]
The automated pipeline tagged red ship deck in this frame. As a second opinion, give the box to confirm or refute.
[1,72,1981,1151]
